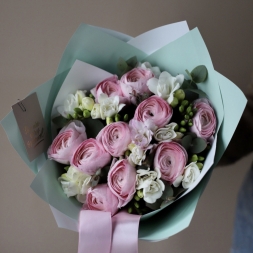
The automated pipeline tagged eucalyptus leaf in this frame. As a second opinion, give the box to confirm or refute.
[126,56,138,68]
[181,135,193,150]
[81,118,105,138]
[117,57,128,73]
[190,65,208,83]
[186,88,208,98]
[190,137,207,153]
[52,115,69,128]
[185,69,192,81]
[161,181,174,200]
[181,79,191,89]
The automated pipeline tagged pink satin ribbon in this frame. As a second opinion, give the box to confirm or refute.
[78,210,141,253]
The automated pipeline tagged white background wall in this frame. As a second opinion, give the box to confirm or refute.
[1,1,253,252]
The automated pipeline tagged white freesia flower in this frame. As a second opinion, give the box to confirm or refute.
[154,122,183,142]
[138,61,161,78]
[147,71,184,104]
[81,97,94,111]
[58,166,92,203]
[136,168,165,203]
[58,90,87,118]
[98,93,125,120]
[58,94,78,118]
[128,145,146,166]
[173,162,200,189]
[75,90,86,104]
[91,103,101,119]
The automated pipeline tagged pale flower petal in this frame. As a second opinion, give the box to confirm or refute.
[154,123,178,142]
[181,162,200,189]
[146,77,159,95]
[147,71,184,105]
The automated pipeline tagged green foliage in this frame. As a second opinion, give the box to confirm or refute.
[117,56,138,76]
[81,118,104,138]
[52,115,69,128]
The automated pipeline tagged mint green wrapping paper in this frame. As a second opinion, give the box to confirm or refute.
[1,23,247,241]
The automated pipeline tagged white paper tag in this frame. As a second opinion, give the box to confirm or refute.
[12,92,49,162]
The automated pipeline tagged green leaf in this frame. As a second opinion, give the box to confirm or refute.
[52,115,69,128]
[190,65,208,83]
[185,69,192,81]
[81,118,105,138]
[126,56,138,68]
[186,88,208,98]
[117,57,128,73]
[161,181,174,200]
[181,135,193,150]
[190,137,207,153]
[74,108,83,115]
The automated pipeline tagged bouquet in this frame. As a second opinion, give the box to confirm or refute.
[1,21,247,253]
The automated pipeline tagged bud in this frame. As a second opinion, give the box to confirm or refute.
[81,97,94,111]
[137,190,144,198]
[134,202,140,209]
[181,100,189,107]
[83,109,91,118]
[124,150,131,157]
[73,112,78,119]
[106,117,114,125]
[174,89,185,101]
[123,114,129,122]
[115,113,121,122]
[128,207,133,214]
[186,106,192,114]
[190,154,198,162]
[170,97,179,108]
[197,162,203,170]
[184,114,190,120]
[180,120,186,126]
[179,127,186,133]
[198,156,205,162]
[134,195,140,201]
[179,105,185,113]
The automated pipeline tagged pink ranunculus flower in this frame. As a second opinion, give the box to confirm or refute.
[119,67,154,104]
[154,141,188,184]
[96,122,131,157]
[47,120,87,164]
[190,98,216,139]
[108,159,136,208]
[90,75,128,104]
[133,95,173,128]
[86,184,119,216]
[71,138,111,175]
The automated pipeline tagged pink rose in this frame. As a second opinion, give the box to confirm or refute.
[190,98,216,139]
[90,75,128,104]
[120,68,154,104]
[47,120,87,164]
[71,138,111,175]
[86,184,119,216]
[154,141,188,184]
[108,159,136,207]
[134,95,173,128]
[96,122,131,157]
